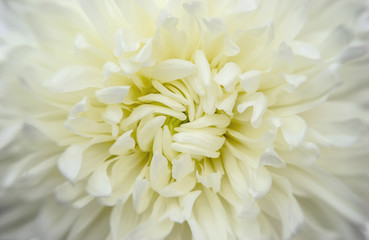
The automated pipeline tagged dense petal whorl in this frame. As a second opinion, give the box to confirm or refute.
[1,0,369,239]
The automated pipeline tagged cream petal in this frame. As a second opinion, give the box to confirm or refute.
[102,105,123,125]
[273,0,307,43]
[69,97,89,117]
[109,130,135,155]
[281,115,307,148]
[95,86,130,104]
[65,203,109,240]
[132,38,154,65]
[223,36,241,56]
[151,196,184,223]
[78,0,123,48]
[174,126,226,136]
[137,116,166,152]
[290,41,321,60]
[194,50,211,87]
[309,119,366,147]
[118,58,140,75]
[239,70,261,94]
[159,174,197,197]
[74,33,114,65]
[180,114,230,129]
[272,43,295,74]
[152,80,189,106]
[114,28,140,57]
[239,200,260,220]
[44,66,103,92]
[150,152,171,191]
[150,59,196,83]
[152,190,201,224]
[259,146,285,168]
[258,175,304,239]
[102,62,121,81]
[120,105,155,130]
[172,154,194,181]
[180,191,202,221]
[138,93,186,112]
[152,126,163,154]
[132,176,154,214]
[339,42,367,63]
[214,62,241,92]
[277,166,369,223]
[188,188,233,240]
[86,162,112,198]
[320,25,353,58]
[0,121,22,150]
[115,0,156,37]
[65,117,111,137]
[125,219,174,240]
[283,74,307,91]
[75,142,111,181]
[248,166,272,199]
[162,125,177,160]
[279,141,320,167]
[172,142,220,158]
[173,132,225,152]
[216,91,238,116]
[222,148,249,199]
[54,181,93,208]
[237,92,268,128]
[37,200,79,240]
[57,142,90,181]
[196,171,222,193]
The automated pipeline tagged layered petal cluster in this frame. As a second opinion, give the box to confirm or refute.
[1,0,369,239]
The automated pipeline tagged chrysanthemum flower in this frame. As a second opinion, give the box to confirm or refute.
[1,0,369,239]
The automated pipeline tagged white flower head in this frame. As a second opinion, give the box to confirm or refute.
[1,0,369,239]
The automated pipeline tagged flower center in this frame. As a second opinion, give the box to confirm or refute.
[119,75,232,160]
